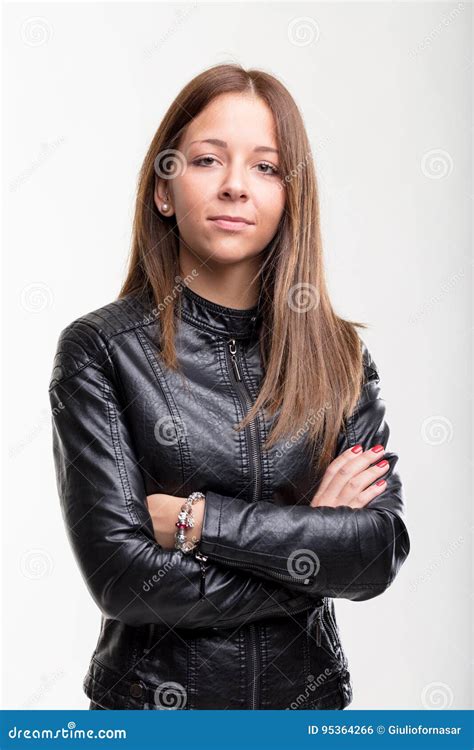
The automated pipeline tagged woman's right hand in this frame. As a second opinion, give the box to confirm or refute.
[310,444,390,509]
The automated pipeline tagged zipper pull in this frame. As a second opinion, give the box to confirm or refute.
[228,339,242,382]
[194,550,208,599]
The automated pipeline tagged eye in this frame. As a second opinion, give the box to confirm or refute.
[191,156,280,175]
[257,162,280,176]
[192,156,218,167]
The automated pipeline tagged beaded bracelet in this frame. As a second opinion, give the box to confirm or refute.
[175,491,206,554]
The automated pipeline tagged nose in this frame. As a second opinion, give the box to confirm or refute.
[217,160,250,201]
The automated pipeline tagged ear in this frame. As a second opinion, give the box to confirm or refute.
[153,175,174,217]
[153,174,163,206]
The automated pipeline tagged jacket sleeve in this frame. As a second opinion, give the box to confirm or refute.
[198,343,411,603]
[48,323,317,629]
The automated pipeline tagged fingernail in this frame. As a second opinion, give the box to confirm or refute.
[371,445,384,453]
[376,460,388,467]
[351,444,363,453]
[376,479,386,486]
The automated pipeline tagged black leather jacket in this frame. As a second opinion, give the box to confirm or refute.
[49,284,410,710]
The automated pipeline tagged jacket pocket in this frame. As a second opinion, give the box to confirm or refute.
[306,599,348,688]
[320,599,345,664]
[298,669,352,710]
[301,602,353,710]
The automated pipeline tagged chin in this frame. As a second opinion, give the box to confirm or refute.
[190,237,253,263]
[206,248,257,265]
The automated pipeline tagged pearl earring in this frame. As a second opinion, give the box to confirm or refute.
[162,203,169,212]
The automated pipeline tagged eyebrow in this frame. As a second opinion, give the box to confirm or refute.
[188,138,279,155]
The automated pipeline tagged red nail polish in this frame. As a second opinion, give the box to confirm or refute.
[371,445,384,452]
[376,460,388,467]
[376,479,386,486]
[351,444,363,453]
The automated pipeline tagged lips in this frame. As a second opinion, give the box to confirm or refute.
[208,215,255,232]
[208,215,254,225]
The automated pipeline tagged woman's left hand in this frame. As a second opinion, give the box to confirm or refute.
[146,493,205,549]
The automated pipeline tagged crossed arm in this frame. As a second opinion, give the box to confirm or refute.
[148,369,410,603]
[50,325,410,630]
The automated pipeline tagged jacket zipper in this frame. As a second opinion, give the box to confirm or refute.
[227,336,263,709]
[193,535,314,594]
[201,549,313,585]
[322,602,339,651]
[226,338,262,504]
[194,550,208,599]
[312,601,339,652]
[247,623,260,709]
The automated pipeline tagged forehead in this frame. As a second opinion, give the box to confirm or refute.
[182,93,278,149]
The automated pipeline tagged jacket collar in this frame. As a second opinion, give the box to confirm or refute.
[176,280,263,340]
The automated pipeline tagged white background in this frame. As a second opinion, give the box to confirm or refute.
[3,1,472,709]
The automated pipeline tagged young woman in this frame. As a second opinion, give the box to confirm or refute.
[49,64,410,710]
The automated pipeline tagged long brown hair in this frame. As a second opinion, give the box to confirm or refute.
[119,63,369,478]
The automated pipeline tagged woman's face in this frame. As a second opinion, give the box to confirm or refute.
[155,92,286,267]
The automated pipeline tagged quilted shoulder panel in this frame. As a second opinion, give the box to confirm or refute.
[49,291,155,388]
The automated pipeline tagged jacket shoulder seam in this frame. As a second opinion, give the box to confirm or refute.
[49,316,158,390]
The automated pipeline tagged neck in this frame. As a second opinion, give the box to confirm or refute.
[178,252,262,311]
